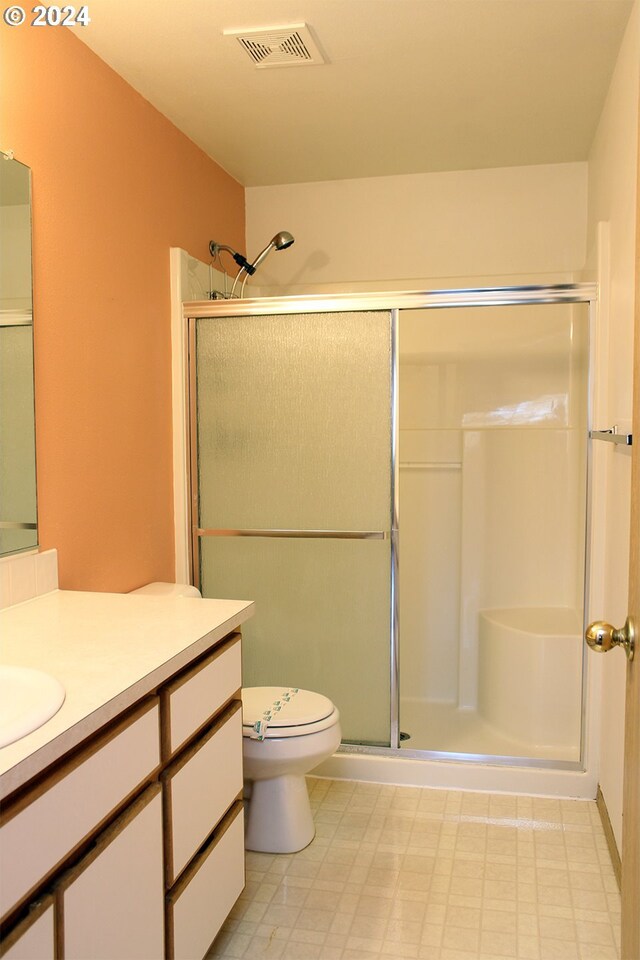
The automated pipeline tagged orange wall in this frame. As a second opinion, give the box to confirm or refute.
[1,26,245,591]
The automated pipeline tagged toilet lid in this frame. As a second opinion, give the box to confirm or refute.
[242,687,335,733]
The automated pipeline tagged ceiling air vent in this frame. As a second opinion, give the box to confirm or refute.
[224,23,325,69]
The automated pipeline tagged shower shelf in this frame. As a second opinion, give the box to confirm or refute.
[590,427,633,446]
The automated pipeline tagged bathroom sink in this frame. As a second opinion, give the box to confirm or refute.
[0,665,66,748]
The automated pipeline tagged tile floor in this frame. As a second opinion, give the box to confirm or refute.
[207,778,621,960]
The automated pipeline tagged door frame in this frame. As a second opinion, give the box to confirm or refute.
[620,134,640,959]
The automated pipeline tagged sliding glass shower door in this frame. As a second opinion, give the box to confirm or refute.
[192,311,395,747]
[398,302,590,763]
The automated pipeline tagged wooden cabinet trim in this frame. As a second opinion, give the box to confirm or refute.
[0,895,55,958]
[162,766,175,890]
[166,801,244,905]
[161,699,241,783]
[54,784,162,896]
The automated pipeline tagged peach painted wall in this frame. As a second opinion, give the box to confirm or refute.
[1,25,245,591]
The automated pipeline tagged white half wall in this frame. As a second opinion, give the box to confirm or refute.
[170,250,230,584]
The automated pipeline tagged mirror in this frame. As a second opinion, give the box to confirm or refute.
[0,153,37,555]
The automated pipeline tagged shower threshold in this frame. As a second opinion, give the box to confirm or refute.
[398,698,581,763]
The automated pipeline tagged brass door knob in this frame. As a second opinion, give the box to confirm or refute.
[585,617,635,661]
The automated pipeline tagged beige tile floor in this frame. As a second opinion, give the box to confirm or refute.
[207,778,621,960]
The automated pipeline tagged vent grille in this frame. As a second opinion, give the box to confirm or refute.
[224,23,325,69]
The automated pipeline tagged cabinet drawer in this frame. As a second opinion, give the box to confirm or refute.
[0,700,160,922]
[163,701,242,885]
[167,802,244,960]
[59,785,164,960]
[0,897,54,960]
[162,633,241,757]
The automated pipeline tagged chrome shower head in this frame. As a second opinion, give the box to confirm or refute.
[212,232,295,298]
[271,231,295,251]
[228,230,295,298]
[248,231,295,273]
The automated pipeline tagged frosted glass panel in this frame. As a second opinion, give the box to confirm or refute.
[201,536,391,746]
[195,309,394,747]
[196,312,392,530]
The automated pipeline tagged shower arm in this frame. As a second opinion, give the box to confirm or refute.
[209,241,256,277]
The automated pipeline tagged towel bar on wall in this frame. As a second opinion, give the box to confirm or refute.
[589,426,633,446]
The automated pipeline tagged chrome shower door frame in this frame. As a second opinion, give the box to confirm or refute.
[185,282,597,767]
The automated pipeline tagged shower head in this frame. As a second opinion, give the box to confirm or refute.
[272,231,295,251]
[229,230,295,298]
[248,231,295,274]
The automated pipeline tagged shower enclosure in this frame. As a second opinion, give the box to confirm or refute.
[186,284,594,772]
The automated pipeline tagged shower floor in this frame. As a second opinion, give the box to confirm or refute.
[399,697,580,762]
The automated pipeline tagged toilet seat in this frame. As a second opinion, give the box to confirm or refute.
[242,687,339,739]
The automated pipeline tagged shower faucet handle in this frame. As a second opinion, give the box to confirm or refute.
[585,617,635,661]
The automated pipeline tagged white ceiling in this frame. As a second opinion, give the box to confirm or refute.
[77,0,634,187]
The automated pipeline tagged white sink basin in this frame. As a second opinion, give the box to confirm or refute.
[0,666,66,748]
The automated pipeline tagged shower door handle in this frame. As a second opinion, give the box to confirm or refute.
[585,618,635,660]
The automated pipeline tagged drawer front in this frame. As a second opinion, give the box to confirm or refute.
[60,786,164,960]
[164,634,241,756]
[0,898,55,960]
[0,701,160,922]
[168,803,244,960]
[164,702,242,884]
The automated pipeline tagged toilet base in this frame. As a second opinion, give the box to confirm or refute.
[244,774,315,853]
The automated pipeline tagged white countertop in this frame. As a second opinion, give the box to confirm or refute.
[0,590,254,800]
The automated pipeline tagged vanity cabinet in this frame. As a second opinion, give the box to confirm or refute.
[0,628,245,960]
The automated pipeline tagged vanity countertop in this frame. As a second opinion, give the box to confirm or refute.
[0,589,254,801]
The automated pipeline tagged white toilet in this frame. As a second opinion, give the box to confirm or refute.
[242,686,341,853]
[129,583,341,854]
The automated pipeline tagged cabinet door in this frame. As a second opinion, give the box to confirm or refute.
[0,897,54,960]
[59,786,164,960]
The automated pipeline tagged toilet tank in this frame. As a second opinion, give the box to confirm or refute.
[130,582,202,598]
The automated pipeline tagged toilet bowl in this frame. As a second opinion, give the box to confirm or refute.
[128,585,341,854]
[242,686,341,854]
